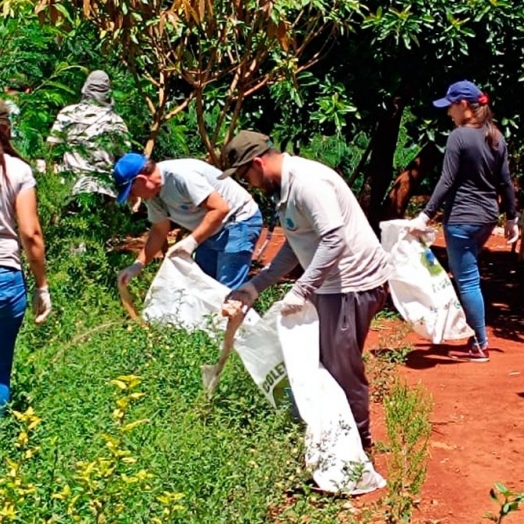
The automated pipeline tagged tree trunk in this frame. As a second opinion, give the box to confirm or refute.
[144,117,163,156]
[144,75,168,156]
[362,95,406,233]
[381,142,441,220]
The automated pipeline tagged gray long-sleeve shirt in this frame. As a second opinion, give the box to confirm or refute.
[424,126,516,224]
[250,154,390,297]
[251,228,345,298]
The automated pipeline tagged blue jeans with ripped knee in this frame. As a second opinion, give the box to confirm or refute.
[444,223,495,347]
[0,267,27,415]
[195,210,263,290]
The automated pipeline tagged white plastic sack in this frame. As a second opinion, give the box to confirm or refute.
[380,219,473,343]
[277,303,386,494]
[142,257,288,407]
[142,257,385,494]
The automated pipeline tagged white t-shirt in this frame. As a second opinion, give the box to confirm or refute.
[0,154,36,270]
[47,102,129,197]
[145,159,259,234]
[277,154,390,293]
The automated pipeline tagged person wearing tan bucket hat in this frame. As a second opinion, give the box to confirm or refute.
[223,130,391,452]
[47,70,130,198]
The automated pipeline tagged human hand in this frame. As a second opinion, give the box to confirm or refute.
[118,260,144,287]
[32,286,52,324]
[407,212,430,235]
[35,159,46,173]
[225,282,259,310]
[505,218,519,244]
[130,196,142,213]
[166,235,198,259]
[280,289,306,316]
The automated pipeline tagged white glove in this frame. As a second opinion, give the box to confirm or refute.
[118,260,144,286]
[408,212,431,235]
[225,282,259,310]
[35,159,46,173]
[167,235,198,259]
[32,286,52,325]
[280,289,306,316]
[505,218,519,244]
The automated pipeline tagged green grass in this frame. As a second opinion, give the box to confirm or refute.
[0,203,363,522]
[0,181,434,522]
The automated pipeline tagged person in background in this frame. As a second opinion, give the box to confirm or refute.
[113,154,263,290]
[0,100,51,416]
[409,80,518,362]
[222,130,391,452]
[47,70,130,198]
[2,76,32,140]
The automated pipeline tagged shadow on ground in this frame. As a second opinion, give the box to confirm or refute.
[405,342,506,370]
[432,243,524,345]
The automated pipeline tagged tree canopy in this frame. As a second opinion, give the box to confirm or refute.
[2,0,524,221]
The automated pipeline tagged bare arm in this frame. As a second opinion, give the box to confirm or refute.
[191,191,230,243]
[137,219,172,266]
[16,188,48,289]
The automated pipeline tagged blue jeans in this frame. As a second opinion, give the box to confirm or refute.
[444,223,495,347]
[195,210,263,290]
[0,267,27,415]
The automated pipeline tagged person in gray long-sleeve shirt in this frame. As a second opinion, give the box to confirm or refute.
[221,130,391,452]
[410,80,519,363]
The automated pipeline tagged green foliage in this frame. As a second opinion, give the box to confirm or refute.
[484,483,524,523]
[300,133,367,186]
[366,320,412,403]
[27,0,365,157]
[0,271,312,521]
[383,381,433,523]
[0,175,360,522]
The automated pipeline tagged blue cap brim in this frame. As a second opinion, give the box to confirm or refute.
[433,97,452,108]
[116,182,133,205]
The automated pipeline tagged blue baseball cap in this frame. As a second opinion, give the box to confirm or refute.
[433,80,484,108]
[113,153,147,204]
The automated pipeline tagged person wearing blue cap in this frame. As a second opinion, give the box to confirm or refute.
[409,80,519,362]
[113,154,262,290]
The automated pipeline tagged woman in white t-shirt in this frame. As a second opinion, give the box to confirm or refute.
[0,100,52,416]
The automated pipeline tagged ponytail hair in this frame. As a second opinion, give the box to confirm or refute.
[463,96,501,149]
[0,123,25,184]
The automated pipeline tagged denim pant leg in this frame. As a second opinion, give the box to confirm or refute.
[444,223,494,347]
[194,244,219,280]
[0,268,27,414]
[217,210,263,290]
[195,210,263,290]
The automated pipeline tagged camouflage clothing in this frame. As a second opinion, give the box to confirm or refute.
[47,102,130,197]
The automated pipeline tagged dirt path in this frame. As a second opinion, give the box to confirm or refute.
[258,227,524,524]
[386,231,523,524]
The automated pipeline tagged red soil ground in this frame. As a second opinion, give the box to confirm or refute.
[119,225,524,523]
[257,227,524,524]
